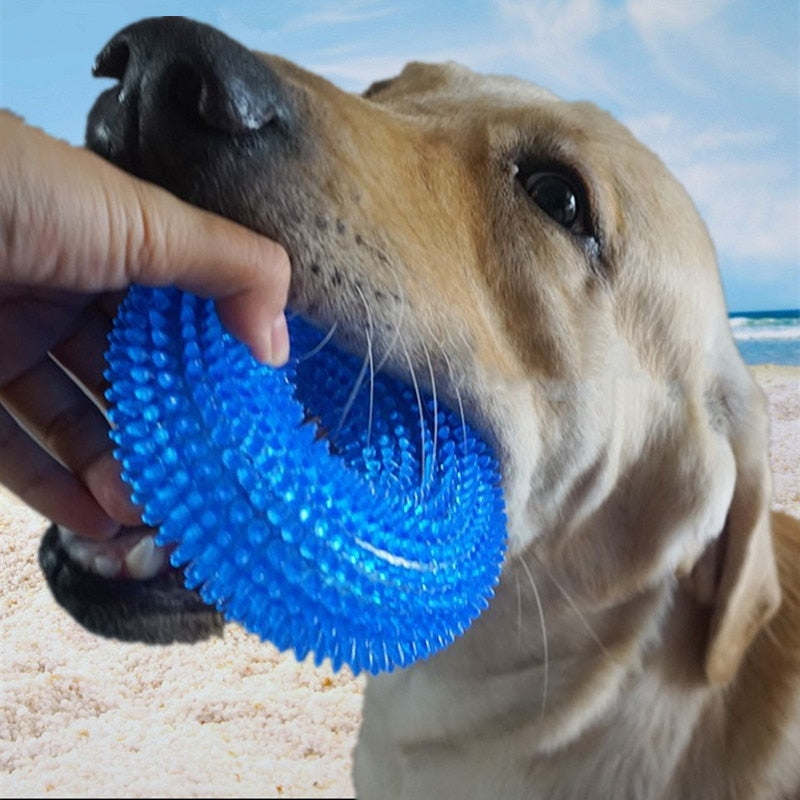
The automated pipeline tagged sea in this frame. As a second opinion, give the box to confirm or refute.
[729,309,799,366]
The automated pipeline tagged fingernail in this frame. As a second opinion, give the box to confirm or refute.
[269,314,290,366]
[85,451,143,533]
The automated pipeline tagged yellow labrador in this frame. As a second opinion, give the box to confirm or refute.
[46,17,800,799]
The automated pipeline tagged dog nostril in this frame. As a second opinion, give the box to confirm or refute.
[165,60,277,135]
[166,63,206,128]
[92,38,130,81]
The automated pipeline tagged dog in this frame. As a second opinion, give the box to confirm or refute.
[40,17,800,799]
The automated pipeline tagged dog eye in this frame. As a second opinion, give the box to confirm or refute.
[513,162,600,252]
[524,172,580,229]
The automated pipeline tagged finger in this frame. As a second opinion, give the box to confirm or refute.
[49,301,115,407]
[0,405,119,539]
[0,287,91,386]
[0,356,142,527]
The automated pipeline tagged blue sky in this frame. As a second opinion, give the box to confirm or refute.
[1,0,797,312]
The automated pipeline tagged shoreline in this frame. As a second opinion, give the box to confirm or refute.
[749,363,800,376]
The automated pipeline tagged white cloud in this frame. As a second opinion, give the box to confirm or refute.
[494,0,627,98]
[629,114,780,158]
[693,24,798,95]
[626,113,799,270]
[690,162,798,268]
[625,0,796,96]
[280,2,397,33]
[216,2,397,63]
[495,0,796,101]
[499,0,615,41]
[303,54,415,91]
[626,0,730,35]
[305,0,622,98]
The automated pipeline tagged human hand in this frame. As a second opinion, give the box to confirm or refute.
[0,111,291,540]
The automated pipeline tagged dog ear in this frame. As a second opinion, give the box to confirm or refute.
[701,393,781,686]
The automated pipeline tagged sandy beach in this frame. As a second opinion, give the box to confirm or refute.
[1,366,797,798]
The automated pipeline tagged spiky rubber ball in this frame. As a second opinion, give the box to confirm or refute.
[105,286,507,674]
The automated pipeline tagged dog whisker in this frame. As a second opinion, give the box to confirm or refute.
[441,350,469,450]
[332,346,370,446]
[373,265,409,376]
[400,341,428,495]
[353,283,377,426]
[531,552,615,663]
[333,287,375,445]
[516,552,549,721]
[297,318,339,361]
[421,338,439,493]
[359,286,377,448]
[514,571,524,650]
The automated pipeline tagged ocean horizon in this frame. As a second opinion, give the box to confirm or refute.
[729,308,799,366]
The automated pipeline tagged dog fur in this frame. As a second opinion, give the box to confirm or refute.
[50,19,800,799]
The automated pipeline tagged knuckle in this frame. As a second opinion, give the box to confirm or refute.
[127,192,160,276]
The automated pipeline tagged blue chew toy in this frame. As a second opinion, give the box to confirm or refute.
[105,286,506,674]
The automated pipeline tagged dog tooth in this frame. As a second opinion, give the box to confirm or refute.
[93,554,122,579]
[125,535,165,580]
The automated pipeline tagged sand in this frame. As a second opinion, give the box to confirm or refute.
[1,366,798,798]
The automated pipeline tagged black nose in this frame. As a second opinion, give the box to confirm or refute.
[86,17,287,181]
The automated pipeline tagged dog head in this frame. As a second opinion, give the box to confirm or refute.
[86,17,779,683]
